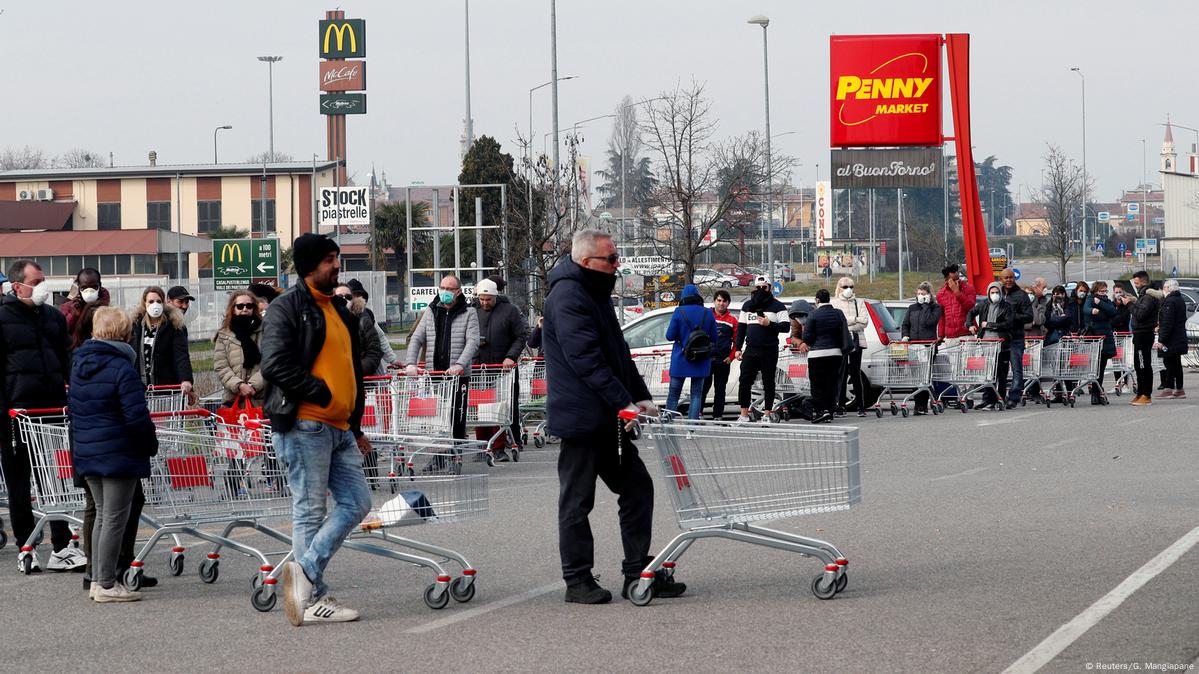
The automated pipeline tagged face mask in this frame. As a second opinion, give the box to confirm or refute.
[1027,293,1036,303]
[29,282,51,307]
[80,288,100,304]
[989,292,1001,303]
[1076,291,1086,299]
[146,302,164,319]
[438,290,455,305]
[1097,293,1108,299]
[916,294,929,304]
[840,288,854,299]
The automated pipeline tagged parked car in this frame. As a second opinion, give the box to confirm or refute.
[882,299,914,328]
[622,297,901,414]
[693,268,740,288]
[711,263,756,286]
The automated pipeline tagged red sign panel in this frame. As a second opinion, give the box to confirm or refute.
[319,60,367,92]
[830,34,942,147]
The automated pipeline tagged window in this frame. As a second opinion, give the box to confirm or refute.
[133,254,156,275]
[100,255,116,275]
[97,203,121,231]
[251,199,276,233]
[115,255,131,275]
[158,254,189,279]
[67,256,83,275]
[50,256,68,277]
[147,202,172,231]
[197,200,222,233]
[622,313,673,350]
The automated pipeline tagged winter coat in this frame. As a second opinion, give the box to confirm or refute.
[1111,300,1131,333]
[830,295,869,349]
[1082,294,1118,357]
[68,339,156,479]
[663,285,718,379]
[1025,295,1049,337]
[1129,287,1162,336]
[966,297,1015,344]
[474,296,529,365]
[803,304,852,358]
[407,295,479,374]
[735,291,788,353]
[260,281,366,436]
[1044,300,1073,346]
[0,293,71,417]
[902,302,943,342]
[1157,290,1189,355]
[129,304,193,386]
[713,310,738,360]
[60,287,111,337]
[542,259,650,438]
[375,322,398,375]
[213,324,266,406]
[347,297,384,376]
[937,279,977,339]
[1001,285,1034,338]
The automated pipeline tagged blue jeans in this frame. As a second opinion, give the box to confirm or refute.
[274,419,372,599]
[1008,339,1025,403]
[666,376,706,420]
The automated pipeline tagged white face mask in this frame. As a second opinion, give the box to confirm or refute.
[29,282,51,307]
[146,302,164,319]
[916,294,929,304]
[840,287,854,299]
[80,288,100,304]
[1076,291,1086,299]
[989,292,1001,303]
[1027,293,1036,303]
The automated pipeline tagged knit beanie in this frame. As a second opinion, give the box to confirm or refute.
[293,233,340,278]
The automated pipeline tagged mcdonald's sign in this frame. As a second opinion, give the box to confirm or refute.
[213,239,279,291]
[319,19,366,59]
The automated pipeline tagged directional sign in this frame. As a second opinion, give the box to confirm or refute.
[319,93,367,115]
[1097,211,1110,223]
[771,281,784,297]
[1118,242,1127,253]
[1126,202,1140,214]
[1012,268,1021,281]
[213,238,279,292]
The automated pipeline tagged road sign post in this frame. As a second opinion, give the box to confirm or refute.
[213,238,280,292]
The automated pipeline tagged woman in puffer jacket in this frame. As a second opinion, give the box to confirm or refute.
[213,290,265,406]
[830,276,870,416]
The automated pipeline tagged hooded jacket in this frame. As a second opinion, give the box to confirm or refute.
[129,303,193,386]
[1082,293,1118,357]
[966,283,1015,343]
[68,339,156,479]
[214,320,266,406]
[0,293,71,419]
[407,293,480,373]
[1157,290,1189,355]
[347,296,384,375]
[542,259,650,438]
[803,303,852,358]
[664,284,719,379]
[735,289,788,353]
[474,295,529,365]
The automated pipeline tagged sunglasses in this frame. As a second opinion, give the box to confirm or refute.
[841,285,854,289]
[234,303,256,310]
[586,254,620,265]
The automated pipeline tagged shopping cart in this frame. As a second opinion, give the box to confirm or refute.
[632,351,673,402]
[758,348,811,422]
[0,459,7,549]
[864,341,937,417]
[517,357,553,448]
[1020,337,1044,404]
[361,376,396,435]
[932,338,1004,412]
[145,384,190,414]
[391,371,459,437]
[10,409,84,574]
[127,409,293,604]
[1041,336,1104,407]
[1108,333,1134,395]
[620,412,859,606]
[465,365,518,462]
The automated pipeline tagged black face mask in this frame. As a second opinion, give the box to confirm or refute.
[578,265,617,298]
[752,288,772,304]
[231,313,261,332]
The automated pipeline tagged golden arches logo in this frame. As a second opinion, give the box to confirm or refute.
[219,243,243,264]
[835,52,933,128]
[323,22,357,55]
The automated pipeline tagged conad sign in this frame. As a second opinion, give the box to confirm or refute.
[830,34,942,148]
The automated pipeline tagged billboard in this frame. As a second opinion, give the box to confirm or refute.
[815,181,832,247]
[320,93,367,115]
[319,186,370,227]
[319,19,366,58]
[830,34,943,147]
[212,238,280,292]
[831,147,942,189]
[319,61,366,92]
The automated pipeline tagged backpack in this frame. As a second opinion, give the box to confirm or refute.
[680,310,713,363]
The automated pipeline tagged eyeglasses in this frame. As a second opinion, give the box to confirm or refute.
[234,303,255,310]
[841,285,854,289]
[586,254,620,265]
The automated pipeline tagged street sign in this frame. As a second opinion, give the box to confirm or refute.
[1012,268,1021,281]
[408,286,474,312]
[318,186,370,227]
[771,281,784,297]
[1094,242,1105,253]
[1126,202,1140,214]
[1097,211,1110,223]
[320,93,367,115]
[1135,238,1158,254]
[1118,242,1127,253]
[660,291,676,302]
[319,18,366,58]
[213,238,279,292]
[1126,214,1136,222]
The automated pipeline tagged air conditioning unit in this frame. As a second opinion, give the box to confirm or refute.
[35,189,54,201]
[17,190,33,201]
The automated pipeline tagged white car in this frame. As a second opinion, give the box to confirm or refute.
[621,297,902,415]
[692,269,740,288]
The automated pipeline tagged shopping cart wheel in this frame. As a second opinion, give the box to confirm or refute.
[890,403,898,416]
[449,576,476,603]
[251,585,277,612]
[1069,397,1076,408]
[521,432,529,446]
[18,553,33,575]
[484,453,496,468]
[169,554,185,577]
[533,436,546,448]
[767,412,781,424]
[0,529,7,550]
[811,573,837,600]
[509,447,521,463]
[900,407,909,418]
[199,559,220,584]
[423,583,451,609]
[835,573,848,593]
[874,408,882,419]
[628,582,654,607]
[124,567,143,591]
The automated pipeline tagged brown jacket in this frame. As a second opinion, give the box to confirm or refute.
[213,325,265,406]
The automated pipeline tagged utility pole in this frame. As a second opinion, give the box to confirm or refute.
[550,0,561,253]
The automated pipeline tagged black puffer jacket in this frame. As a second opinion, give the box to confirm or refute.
[1157,290,1189,355]
[129,304,193,386]
[966,297,1016,344]
[542,260,650,438]
[475,296,529,365]
[260,282,365,436]
[902,302,943,342]
[0,293,71,415]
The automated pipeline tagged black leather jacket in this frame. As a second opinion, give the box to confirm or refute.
[260,282,365,436]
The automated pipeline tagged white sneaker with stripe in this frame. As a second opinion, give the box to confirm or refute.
[303,595,360,624]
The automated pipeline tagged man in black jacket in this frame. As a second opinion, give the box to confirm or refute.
[734,275,789,422]
[261,234,372,626]
[0,260,86,573]
[998,268,1034,408]
[1124,270,1161,405]
[543,229,684,605]
[966,281,1017,410]
[473,278,528,460]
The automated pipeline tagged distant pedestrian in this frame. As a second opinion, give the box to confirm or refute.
[799,289,851,424]
[830,276,869,417]
[1045,286,1071,346]
[61,267,109,343]
[997,269,1033,408]
[787,299,811,351]
[69,307,157,603]
[472,278,529,459]
[1155,278,1188,399]
[901,282,942,415]
[129,286,194,399]
[1024,280,1048,338]
[166,285,194,317]
[405,274,479,439]
[1123,271,1162,406]
[334,283,384,378]
[937,264,976,342]
[1083,281,1117,405]
[966,282,1016,410]
[734,275,788,423]
[1110,285,1131,332]
[701,289,738,420]
[664,283,718,420]
[213,291,265,407]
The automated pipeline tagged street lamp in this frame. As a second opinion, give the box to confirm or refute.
[748,14,775,277]
[258,56,283,161]
[527,75,578,318]
[212,125,232,164]
[1070,66,1087,280]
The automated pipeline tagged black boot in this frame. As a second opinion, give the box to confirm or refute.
[564,576,611,604]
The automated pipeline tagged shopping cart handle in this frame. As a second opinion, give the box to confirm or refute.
[149,409,212,421]
[618,408,639,422]
[8,407,68,418]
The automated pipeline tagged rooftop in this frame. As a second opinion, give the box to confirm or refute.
[0,161,342,182]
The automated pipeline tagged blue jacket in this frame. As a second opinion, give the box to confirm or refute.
[664,285,718,379]
[543,260,651,438]
[68,339,156,479]
[803,304,852,357]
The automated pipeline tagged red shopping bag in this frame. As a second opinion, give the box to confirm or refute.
[214,397,266,459]
[215,396,264,427]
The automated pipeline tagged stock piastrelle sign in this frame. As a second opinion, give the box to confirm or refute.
[830,34,942,147]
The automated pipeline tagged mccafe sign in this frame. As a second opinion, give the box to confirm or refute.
[830,148,942,189]
[319,60,366,92]
[830,34,943,147]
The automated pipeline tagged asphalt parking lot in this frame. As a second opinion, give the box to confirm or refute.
[2,398,1196,673]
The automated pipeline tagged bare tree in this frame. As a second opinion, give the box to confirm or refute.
[1036,144,1087,283]
[638,81,793,280]
[53,148,106,168]
[245,151,295,164]
[0,146,47,170]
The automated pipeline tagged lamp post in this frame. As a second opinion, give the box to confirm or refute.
[748,15,775,278]
[1141,138,1148,241]
[570,114,617,230]
[527,75,577,318]
[258,56,283,161]
[212,125,232,164]
[463,0,473,153]
[1070,67,1087,280]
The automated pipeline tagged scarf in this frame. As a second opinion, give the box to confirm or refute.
[230,314,262,369]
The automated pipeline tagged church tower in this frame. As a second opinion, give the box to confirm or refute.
[1161,116,1177,173]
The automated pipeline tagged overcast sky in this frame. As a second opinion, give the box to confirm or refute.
[2,0,1194,203]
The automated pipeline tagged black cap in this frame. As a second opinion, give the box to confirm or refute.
[167,286,195,301]
[346,278,368,300]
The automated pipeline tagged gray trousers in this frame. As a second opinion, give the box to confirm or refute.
[85,476,140,589]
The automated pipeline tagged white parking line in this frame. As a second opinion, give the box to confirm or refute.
[1001,523,1199,674]
[404,581,563,634]
[929,466,989,482]
[977,412,1039,427]
[1043,438,1076,449]
[1117,418,1146,427]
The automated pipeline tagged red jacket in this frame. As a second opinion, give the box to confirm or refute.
[937,280,976,338]
[713,309,738,360]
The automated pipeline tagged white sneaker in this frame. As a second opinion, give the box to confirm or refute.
[303,595,360,624]
[89,583,98,601]
[282,561,314,627]
[736,415,752,424]
[46,547,87,572]
[93,584,141,603]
